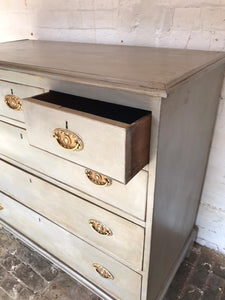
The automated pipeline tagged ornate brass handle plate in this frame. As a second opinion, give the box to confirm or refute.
[85,169,111,186]
[53,128,83,151]
[0,205,4,210]
[4,95,22,111]
[89,219,113,236]
[93,263,114,280]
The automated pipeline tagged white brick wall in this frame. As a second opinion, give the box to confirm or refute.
[0,0,29,42]
[1,0,225,254]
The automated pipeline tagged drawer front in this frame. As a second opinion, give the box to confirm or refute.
[0,80,44,122]
[0,121,147,220]
[23,91,151,183]
[0,192,142,300]
[0,159,144,270]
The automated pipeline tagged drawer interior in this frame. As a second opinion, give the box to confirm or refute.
[32,90,150,124]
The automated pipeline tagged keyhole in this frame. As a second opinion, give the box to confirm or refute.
[11,89,13,95]
[65,121,68,129]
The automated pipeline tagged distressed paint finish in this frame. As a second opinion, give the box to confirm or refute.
[0,159,145,271]
[0,80,44,122]
[0,192,142,300]
[0,40,224,300]
[148,64,225,300]
[0,121,148,221]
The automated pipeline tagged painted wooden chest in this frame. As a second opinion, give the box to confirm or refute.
[0,40,224,299]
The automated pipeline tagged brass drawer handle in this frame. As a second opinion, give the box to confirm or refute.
[85,169,111,186]
[53,128,83,151]
[89,219,113,236]
[93,263,114,280]
[4,95,22,111]
[0,204,4,210]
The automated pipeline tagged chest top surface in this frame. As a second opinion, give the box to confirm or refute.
[0,40,224,97]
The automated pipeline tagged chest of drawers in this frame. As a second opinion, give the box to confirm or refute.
[0,40,224,300]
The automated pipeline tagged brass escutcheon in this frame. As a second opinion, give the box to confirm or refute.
[85,169,111,187]
[89,219,113,236]
[93,263,114,280]
[0,204,4,210]
[4,95,22,111]
[53,128,83,151]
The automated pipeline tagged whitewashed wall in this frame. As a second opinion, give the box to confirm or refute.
[0,0,29,42]
[1,0,225,253]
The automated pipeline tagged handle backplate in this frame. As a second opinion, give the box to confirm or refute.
[85,169,111,187]
[53,128,83,151]
[89,219,113,236]
[93,263,114,280]
[4,95,22,111]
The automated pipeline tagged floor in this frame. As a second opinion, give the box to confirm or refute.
[165,242,225,299]
[0,227,225,300]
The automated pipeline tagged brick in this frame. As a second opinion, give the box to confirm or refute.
[1,254,21,272]
[0,0,27,11]
[209,31,225,51]
[30,11,71,29]
[119,0,141,9]
[0,265,7,282]
[157,0,222,7]
[0,230,21,255]
[28,0,94,10]
[186,30,211,50]
[1,273,24,298]
[95,28,136,45]
[37,271,101,300]
[94,9,117,28]
[196,245,215,266]
[0,288,12,300]
[16,245,58,282]
[1,273,35,300]
[0,10,29,42]
[181,285,203,299]
[203,274,225,299]
[173,8,201,30]
[32,28,96,43]
[0,247,8,260]
[160,8,174,32]
[189,262,211,289]
[157,30,191,48]
[212,252,225,279]
[13,264,47,292]
[201,8,225,30]
[79,11,95,28]
[76,0,94,10]
[196,205,225,254]
[94,0,119,10]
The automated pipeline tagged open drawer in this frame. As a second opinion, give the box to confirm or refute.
[22,91,151,183]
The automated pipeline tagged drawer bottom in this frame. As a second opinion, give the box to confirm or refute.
[0,192,141,300]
